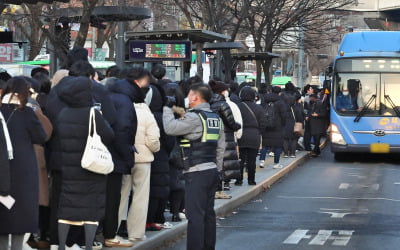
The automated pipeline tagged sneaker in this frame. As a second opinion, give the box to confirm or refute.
[179,212,187,220]
[290,155,296,158]
[268,152,274,157]
[67,244,83,250]
[104,236,134,248]
[283,155,289,158]
[215,191,232,199]
[259,160,265,168]
[273,163,284,169]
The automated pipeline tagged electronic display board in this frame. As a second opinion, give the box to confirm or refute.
[129,40,192,61]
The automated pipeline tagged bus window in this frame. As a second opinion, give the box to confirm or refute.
[381,74,400,116]
[334,73,379,114]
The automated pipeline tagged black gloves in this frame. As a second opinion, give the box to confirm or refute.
[165,96,176,108]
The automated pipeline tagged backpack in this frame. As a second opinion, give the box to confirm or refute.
[264,102,276,128]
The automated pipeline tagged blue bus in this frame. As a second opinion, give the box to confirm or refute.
[330,31,400,160]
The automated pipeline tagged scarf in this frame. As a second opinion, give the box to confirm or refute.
[0,111,13,160]
[0,93,18,160]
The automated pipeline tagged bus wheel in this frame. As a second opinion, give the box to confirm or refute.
[334,153,346,162]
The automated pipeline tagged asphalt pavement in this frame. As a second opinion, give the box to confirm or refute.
[166,147,400,250]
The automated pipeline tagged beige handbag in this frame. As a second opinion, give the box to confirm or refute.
[292,107,304,137]
[81,108,114,175]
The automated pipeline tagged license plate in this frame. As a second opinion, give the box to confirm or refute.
[370,143,390,153]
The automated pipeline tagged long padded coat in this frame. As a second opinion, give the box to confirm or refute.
[56,77,114,222]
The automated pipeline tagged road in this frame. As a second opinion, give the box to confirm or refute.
[165,148,400,250]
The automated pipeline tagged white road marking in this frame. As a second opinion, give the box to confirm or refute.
[278,196,400,202]
[331,231,354,246]
[339,183,379,190]
[394,182,400,185]
[284,230,354,246]
[348,174,367,179]
[309,230,332,245]
[319,208,368,218]
[339,183,350,189]
[283,229,312,244]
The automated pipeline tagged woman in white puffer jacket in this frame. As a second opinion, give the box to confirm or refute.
[118,101,160,242]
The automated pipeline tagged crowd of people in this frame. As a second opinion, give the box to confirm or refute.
[0,47,330,250]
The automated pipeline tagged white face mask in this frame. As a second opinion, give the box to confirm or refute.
[342,91,349,96]
[184,97,190,109]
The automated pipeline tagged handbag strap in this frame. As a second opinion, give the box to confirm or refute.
[242,102,259,127]
[88,107,96,137]
[0,111,13,160]
[291,107,296,120]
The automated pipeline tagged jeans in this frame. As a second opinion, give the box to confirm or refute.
[273,147,283,164]
[259,147,268,161]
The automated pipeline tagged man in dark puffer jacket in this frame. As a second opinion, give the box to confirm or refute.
[209,80,241,198]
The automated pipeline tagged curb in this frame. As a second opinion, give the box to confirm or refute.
[130,141,327,250]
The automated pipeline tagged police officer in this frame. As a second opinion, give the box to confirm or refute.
[163,84,225,250]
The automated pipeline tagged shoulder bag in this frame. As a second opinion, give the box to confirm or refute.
[292,107,304,137]
[242,102,259,127]
[81,107,114,175]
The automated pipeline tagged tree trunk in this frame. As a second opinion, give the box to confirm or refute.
[74,1,98,48]
[196,43,203,80]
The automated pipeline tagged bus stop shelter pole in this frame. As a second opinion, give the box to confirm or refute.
[116,0,126,68]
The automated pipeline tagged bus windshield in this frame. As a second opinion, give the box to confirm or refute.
[333,58,400,117]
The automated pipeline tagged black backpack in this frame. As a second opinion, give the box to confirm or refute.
[264,102,276,129]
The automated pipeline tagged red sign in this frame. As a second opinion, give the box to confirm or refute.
[0,44,13,63]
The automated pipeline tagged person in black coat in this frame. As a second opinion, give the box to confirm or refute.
[236,86,267,185]
[45,61,117,247]
[0,115,10,197]
[146,83,173,228]
[262,86,287,168]
[282,90,302,158]
[0,77,47,250]
[163,83,186,222]
[103,76,138,245]
[209,80,241,195]
[308,94,328,156]
[56,76,114,250]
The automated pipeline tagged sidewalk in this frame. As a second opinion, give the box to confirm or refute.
[108,149,314,250]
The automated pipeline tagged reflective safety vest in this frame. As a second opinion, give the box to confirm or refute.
[179,110,221,169]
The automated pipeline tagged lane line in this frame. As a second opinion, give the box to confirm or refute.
[278,196,400,202]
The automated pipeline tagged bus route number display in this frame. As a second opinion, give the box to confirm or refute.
[129,40,192,61]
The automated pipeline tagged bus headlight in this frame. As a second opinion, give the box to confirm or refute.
[330,123,346,145]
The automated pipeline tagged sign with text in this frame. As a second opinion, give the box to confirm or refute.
[129,40,192,62]
[0,43,13,63]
